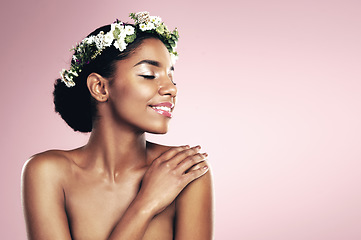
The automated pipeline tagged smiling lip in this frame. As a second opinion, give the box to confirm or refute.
[150,102,174,118]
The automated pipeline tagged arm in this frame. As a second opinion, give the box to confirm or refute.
[21,153,72,240]
[22,147,208,240]
[174,163,214,240]
[108,146,210,240]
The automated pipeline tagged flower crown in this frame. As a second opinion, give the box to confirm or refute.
[60,12,179,87]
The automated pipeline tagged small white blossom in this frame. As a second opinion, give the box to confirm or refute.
[60,69,76,88]
[60,69,66,78]
[150,16,162,25]
[135,11,150,23]
[111,23,126,39]
[103,32,114,47]
[68,69,79,77]
[60,12,178,88]
[146,22,156,30]
[139,23,147,31]
[94,33,105,50]
[83,35,95,44]
[114,39,127,51]
[111,23,123,32]
[67,81,75,87]
[124,25,135,35]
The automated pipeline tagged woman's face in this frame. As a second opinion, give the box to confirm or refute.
[107,38,177,134]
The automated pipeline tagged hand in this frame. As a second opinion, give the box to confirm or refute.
[137,146,209,215]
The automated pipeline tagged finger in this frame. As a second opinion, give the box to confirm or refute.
[176,153,208,173]
[167,146,201,166]
[154,145,190,164]
[183,164,209,184]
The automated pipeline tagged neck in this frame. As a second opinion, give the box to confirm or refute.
[82,119,148,180]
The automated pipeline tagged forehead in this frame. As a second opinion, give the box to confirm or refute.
[122,38,172,68]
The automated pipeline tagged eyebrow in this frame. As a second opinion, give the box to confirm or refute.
[133,59,174,71]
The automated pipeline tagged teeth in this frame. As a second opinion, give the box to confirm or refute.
[152,106,171,112]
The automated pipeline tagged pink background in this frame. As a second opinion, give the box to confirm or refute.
[1,0,360,239]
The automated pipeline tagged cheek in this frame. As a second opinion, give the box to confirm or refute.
[122,82,159,105]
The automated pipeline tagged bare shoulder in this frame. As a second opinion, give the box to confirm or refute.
[174,155,214,239]
[179,161,213,198]
[22,150,75,240]
[21,150,73,185]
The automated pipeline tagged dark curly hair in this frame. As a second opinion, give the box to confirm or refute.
[53,24,163,132]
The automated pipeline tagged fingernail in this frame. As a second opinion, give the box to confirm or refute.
[184,145,190,149]
[196,145,201,149]
[203,165,208,170]
[202,153,208,158]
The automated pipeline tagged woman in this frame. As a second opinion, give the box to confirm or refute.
[21,12,213,240]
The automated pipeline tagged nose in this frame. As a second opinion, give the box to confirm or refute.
[158,77,177,97]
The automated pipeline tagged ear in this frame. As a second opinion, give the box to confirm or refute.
[87,73,109,102]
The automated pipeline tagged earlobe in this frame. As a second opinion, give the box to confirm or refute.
[87,73,109,102]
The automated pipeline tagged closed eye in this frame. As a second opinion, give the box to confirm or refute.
[139,75,155,79]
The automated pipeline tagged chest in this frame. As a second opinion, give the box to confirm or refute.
[64,171,175,240]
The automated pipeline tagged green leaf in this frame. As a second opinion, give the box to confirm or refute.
[156,25,165,34]
[129,13,136,20]
[113,27,120,39]
[125,33,136,43]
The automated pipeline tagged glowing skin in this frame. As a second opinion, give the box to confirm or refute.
[22,38,213,240]
[105,38,177,134]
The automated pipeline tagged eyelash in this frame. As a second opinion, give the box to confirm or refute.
[139,75,177,85]
[139,75,155,79]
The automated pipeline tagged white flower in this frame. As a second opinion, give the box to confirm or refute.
[139,23,147,31]
[83,36,95,44]
[111,23,126,39]
[114,39,127,51]
[94,33,105,50]
[60,12,179,89]
[124,25,135,35]
[111,22,123,32]
[135,11,150,23]
[150,16,162,25]
[146,22,156,30]
[68,81,75,87]
[60,69,67,78]
[60,69,76,87]
[68,69,79,77]
[103,32,114,47]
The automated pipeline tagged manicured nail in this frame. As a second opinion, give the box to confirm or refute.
[203,165,208,170]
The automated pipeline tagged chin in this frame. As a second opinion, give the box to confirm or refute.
[147,127,168,135]
[145,123,169,135]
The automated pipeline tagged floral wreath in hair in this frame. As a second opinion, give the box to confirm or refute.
[60,12,179,87]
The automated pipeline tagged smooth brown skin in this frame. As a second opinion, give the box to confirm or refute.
[21,38,214,240]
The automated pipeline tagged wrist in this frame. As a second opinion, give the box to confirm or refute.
[131,193,158,218]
